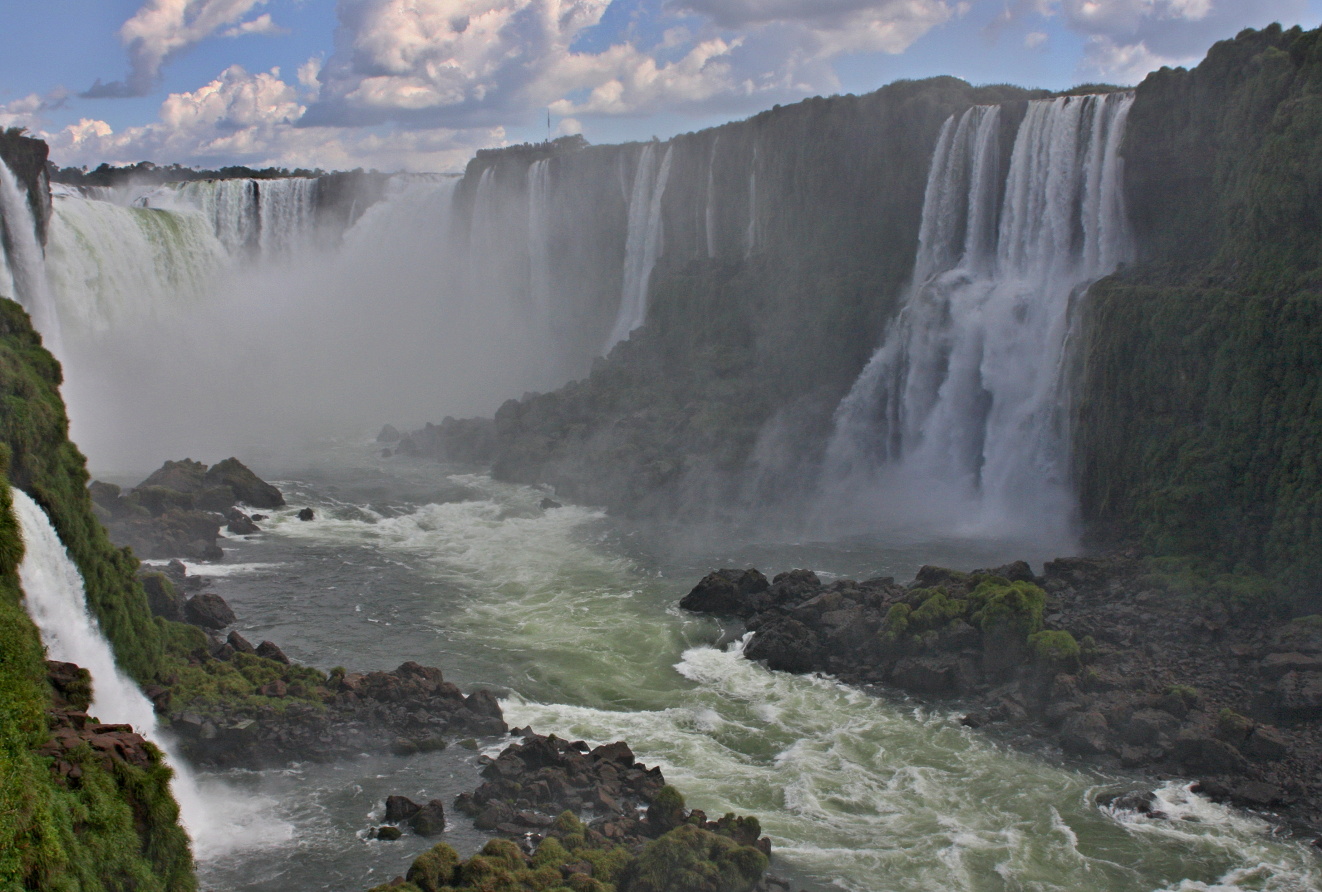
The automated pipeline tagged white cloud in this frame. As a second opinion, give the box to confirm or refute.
[1023,30,1048,49]
[85,0,280,97]
[222,13,289,37]
[302,0,952,127]
[44,65,500,172]
[0,90,70,131]
[1044,0,1306,81]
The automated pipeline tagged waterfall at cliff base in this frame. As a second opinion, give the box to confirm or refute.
[0,158,62,353]
[11,488,288,858]
[821,93,1134,542]
[606,143,673,352]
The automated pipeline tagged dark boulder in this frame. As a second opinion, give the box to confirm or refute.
[138,459,208,493]
[256,641,292,664]
[226,630,257,655]
[745,618,819,673]
[297,508,315,521]
[409,800,447,836]
[138,571,184,622]
[679,568,769,617]
[377,424,402,443]
[184,593,236,630]
[385,795,421,823]
[203,458,284,509]
[1172,735,1248,775]
[226,509,260,535]
[767,569,822,605]
[539,497,562,510]
[1060,711,1112,755]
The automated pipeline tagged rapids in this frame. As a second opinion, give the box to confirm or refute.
[147,448,1321,892]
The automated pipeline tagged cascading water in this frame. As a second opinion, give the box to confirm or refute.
[821,93,1134,540]
[46,192,227,333]
[10,487,286,858]
[143,177,320,257]
[11,489,207,831]
[605,143,673,351]
[0,158,62,352]
[527,159,553,314]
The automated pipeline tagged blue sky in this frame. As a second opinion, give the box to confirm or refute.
[3,0,1319,171]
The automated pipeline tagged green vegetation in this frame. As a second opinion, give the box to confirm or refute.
[968,579,1046,640]
[369,808,768,892]
[0,474,194,891]
[1077,24,1322,606]
[1028,631,1082,672]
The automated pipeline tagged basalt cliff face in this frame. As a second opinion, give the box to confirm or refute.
[1074,24,1322,597]
[414,26,1322,603]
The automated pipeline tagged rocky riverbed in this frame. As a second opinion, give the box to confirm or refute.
[680,557,1322,840]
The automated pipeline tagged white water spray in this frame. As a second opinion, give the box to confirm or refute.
[606,143,674,352]
[11,488,287,858]
[822,93,1134,540]
[0,158,62,353]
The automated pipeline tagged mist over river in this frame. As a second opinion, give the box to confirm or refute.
[124,443,1319,892]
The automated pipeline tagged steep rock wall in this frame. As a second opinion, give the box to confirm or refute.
[437,78,1042,514]
[1075,24,1322,598]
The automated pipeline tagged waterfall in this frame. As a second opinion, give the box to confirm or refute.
[605,143,673,351]
[705,136,719,258]
[821,93,1134,537]
[10,489,211,839]
[745,141,758,257]
[0,158,62,353]
[10,488,288,858]
[143,178,319,257]
[46,193,227,333]
[527,159,553,313]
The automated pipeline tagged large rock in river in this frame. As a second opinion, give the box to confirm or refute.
[203,458,284,508]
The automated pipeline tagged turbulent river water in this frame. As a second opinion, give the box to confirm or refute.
[131,443,1321,892]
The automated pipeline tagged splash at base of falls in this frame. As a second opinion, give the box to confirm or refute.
[10,488,289,860]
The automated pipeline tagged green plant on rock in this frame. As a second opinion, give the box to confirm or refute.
[627,824,767,892]
[1028,630,1082,672]
[404,841,461,892]
[909,591,968,634]
[968,579,1047,641]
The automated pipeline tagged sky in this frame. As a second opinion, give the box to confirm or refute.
[2,0,1319,172]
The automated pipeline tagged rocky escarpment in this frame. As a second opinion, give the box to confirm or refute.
[1074,24,1322,596]
[369,731,777,892]
[90,457,285,561]
[401,77,1043,516]
[0,129,51,244]
[681,559,1322,837]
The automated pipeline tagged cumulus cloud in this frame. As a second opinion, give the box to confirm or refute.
[302,0,951,127]
[993,0,1308,82]
[84,0,283,98]
[222,13,289,37]
[45,65,498,172]
[0,89,70,131]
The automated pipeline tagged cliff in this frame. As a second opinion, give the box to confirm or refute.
[0,129,51,246]
[0,300,194,890]
[1074,24,1322,600]
[418,77,1043,514]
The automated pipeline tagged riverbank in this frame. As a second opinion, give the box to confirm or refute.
[680,556,1322,842]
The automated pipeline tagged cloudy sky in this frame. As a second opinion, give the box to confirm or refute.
[2,0,1318,172]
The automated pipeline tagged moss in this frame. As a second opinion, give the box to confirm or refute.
[405,841,461,892]
[626,824,767,892]
[968,579,1047,641]
[0,299,167,683]
[1028,631,1081,672]
[908,591,968,634]
[1217,708,1254,741]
